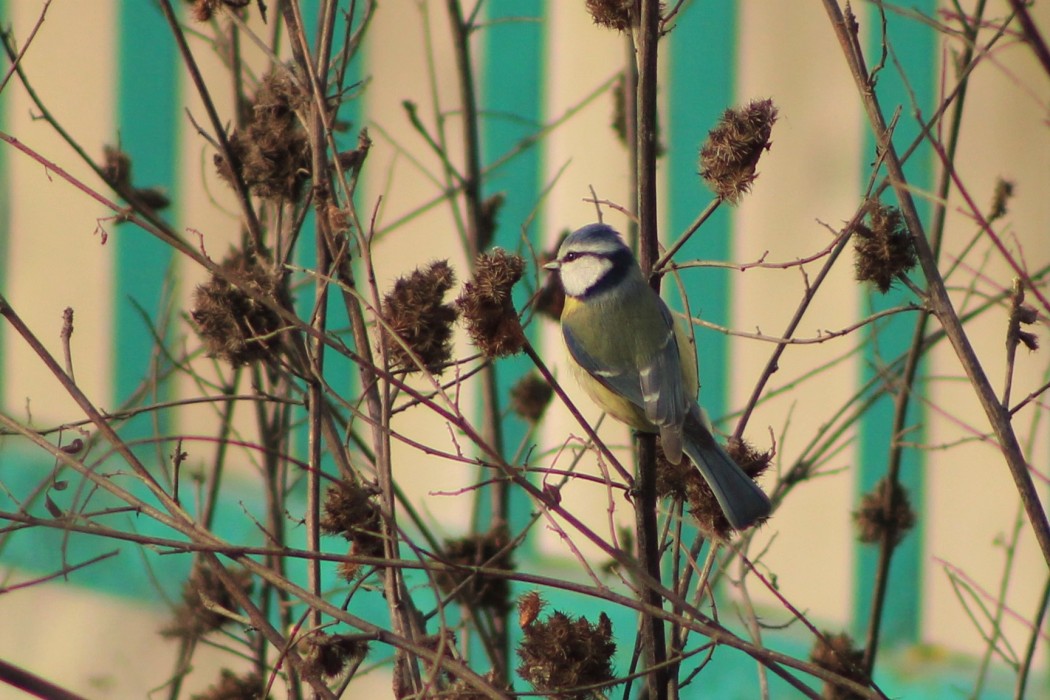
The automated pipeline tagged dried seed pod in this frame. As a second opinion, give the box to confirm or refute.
[851,202,917,293]
[853,477,916,547]
[161,562,252,641]
[379,260,458,374]
[699,98,778,204]
[320,480,384,580]
[456,249,526,358]
[191,250,288,367]
[299,632,369,679]
[517,600,617,699]
[215,70,311,201]
[510,373,554,423]
[810,631,869,699]
[191,669,269,700]
[436,525,514,614]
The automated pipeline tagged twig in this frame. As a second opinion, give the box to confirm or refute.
[157,0,265,253]
[0,0,52,95]
[822,0,1050,570]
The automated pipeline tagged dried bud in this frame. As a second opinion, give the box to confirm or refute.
[161,562,252,641]
[436,525,514,614]
[854,477,916,546]
[131,186,171,211]
[811,631,868,699]
[191,250,288,367]
[457,249,526,358]
[335,128,372,175]
[101,145,170,213]
[1008,280,1041,353]
[657,435,771,540]
[585,0,636,31]
[699,98,778,204]
[517,607,617,697]
[1017,303,1039,326]
[299,632,369,679]
[510,373,553,423]
[852,203,917,293]
[988,178,1015,222]
[380,260,458,373]
[321,480,384,579]
[191,669,269,700]
[215,70,311,201]
[517,591,545,629]
[101,145,131,188]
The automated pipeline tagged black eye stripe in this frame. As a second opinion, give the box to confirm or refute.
[562,248,619,263]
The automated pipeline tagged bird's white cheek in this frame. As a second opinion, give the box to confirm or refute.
[559,257,611,297]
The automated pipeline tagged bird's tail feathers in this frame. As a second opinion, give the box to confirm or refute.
[682,417,771,531]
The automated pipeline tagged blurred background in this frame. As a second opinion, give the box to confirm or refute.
[1,1,1049,697]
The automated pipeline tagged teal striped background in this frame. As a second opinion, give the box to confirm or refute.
[0,2,1045,697]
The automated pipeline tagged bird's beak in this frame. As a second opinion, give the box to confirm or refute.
[543,260,560,271]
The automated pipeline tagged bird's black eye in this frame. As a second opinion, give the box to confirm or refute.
[563,251,580,262]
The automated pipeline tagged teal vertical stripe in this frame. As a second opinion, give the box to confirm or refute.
[115,0,179,436]
[852,3,936,647]
[482,0,545,535]
[667,3,737,423]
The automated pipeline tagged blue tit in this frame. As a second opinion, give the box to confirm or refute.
[544,223,771,530]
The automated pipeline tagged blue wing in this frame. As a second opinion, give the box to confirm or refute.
[562,298,690,462]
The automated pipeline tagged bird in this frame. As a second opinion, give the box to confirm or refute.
[544,222,771,530]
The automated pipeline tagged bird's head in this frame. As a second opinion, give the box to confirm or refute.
[543,223,637,299]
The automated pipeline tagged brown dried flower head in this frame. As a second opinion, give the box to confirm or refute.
[191,250,288,367]
[656,435,771,540]
[191,669,268,700]
[510,372,554,423]
[215,70,311,201]
[810,631,868,699]
[299,632,370,680]
[585,0,638,31]
[854,477,916,546]
[162,562,252,641]
[436,525,514,614]
[187,0,251,22]
[852,203,917,293]
[320,479,384,579]
[699,98,778,204]
[457,249,526,358]
[517,605,617,699]
[380,260,458,373]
